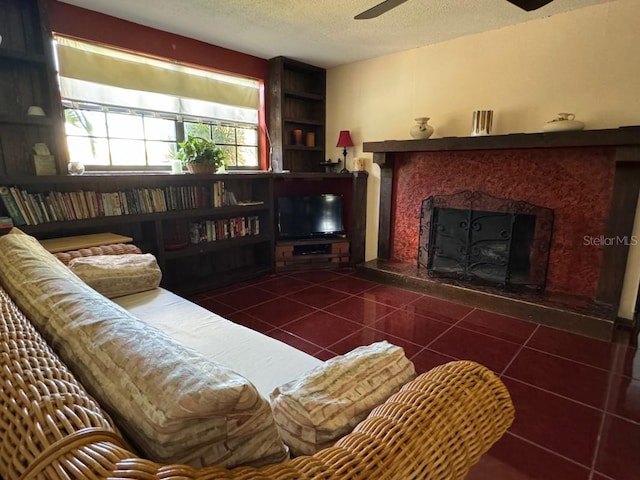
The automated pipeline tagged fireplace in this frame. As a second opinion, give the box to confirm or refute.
[418,191,553,290]
[362,128,640,339]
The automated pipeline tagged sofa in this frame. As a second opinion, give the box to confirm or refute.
[0,228,515,479]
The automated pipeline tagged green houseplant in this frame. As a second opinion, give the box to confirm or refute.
[176,136,226,174]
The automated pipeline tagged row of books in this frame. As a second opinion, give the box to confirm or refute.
[0,182,242,226]
[189,216,260,244]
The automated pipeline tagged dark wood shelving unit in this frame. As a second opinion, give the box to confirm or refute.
[1,172,369,293]
[0,6,366,294]
[0,0,69,176]
[268,56,326,173]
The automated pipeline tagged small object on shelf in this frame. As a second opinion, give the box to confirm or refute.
[306,132,316,147]
[31,143,57,175]
[410,117,434,139]
[67,161,85,175]
[543,113,585,132]
[293,129,303,145]
[33,143,51,156]
[27,105,46,117]
[471,110,493,136]
[354,158,367,171]
[336,130,354,173]
[34,155,57,176]
[171,159,183,174]
[320,159,340,173]
[176,136,226,174]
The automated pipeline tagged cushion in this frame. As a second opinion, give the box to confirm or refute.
[0,230,288,468]
[54,243,142,265]
[270,341,416,456]
[69,253,162,298]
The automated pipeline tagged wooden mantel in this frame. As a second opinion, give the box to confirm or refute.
[363,126,640,312]
[363,126,640,157]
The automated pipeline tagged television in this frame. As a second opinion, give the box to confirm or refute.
[277,194,344,239]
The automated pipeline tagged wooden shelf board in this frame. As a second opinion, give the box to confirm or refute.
[164,233,271,260]
[364,126,640,156]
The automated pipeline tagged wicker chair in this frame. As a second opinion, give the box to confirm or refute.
[0,285,514,480]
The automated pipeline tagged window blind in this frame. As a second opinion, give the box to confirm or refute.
[55,35,259,124]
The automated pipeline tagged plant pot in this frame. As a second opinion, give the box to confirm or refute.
[186,163,217,174]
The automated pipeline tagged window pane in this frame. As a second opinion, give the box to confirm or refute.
[144,117,176,141]
[184,122,211,140]
[67,137,110,166]
[212,125,235,145]
[107,113,144,139]
[237,146,259,167]
[64,109,107,137]
[110,139,146,166]
[237,127,257,146]
[146,141,176,166]
[220,146,236,166]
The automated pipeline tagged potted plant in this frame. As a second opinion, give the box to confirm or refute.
[175,136,226,174]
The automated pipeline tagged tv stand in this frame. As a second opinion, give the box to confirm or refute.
[275,237,349,270]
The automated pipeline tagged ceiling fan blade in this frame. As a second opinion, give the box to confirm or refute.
[354,0,410,20]
[505,0,554,11]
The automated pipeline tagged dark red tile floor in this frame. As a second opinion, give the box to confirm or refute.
[191,269,640,480]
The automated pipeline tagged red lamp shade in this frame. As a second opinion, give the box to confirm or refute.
[336,130,354,147]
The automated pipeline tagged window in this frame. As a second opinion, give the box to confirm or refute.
[64,105,259,170]
[55,36,261,171]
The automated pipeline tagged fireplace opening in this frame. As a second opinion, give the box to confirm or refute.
[418,191,554,291]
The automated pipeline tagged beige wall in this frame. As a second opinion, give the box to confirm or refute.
[326,0,640,318]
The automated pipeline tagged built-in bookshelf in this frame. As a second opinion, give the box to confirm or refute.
[0,181,235,226]
[0,172,367,293]
[0,174,274,295]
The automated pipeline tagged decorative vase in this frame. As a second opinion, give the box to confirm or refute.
[542,113,585,132]
[410,117,434,139]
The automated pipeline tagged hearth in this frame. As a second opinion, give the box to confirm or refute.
[418,191,553,291]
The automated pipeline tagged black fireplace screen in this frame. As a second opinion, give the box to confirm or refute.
[418,191,554,290]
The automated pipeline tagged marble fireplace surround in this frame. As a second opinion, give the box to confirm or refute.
[363,127,640,340]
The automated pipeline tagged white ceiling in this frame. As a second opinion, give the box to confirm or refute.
[59,0,611,68]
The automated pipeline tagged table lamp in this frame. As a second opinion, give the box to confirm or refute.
[336,130,354,173]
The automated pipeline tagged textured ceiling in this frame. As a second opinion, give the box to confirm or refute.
[59,0,611,68]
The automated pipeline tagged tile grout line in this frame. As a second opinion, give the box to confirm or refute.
[506,432,595,473]
[500,324,540,377]
[501,373,605,413]
[588,342,629,479]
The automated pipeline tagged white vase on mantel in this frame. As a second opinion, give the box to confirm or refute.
[410,117,434,139]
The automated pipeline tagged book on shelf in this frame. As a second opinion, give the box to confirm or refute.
[0,216,14,228]
[0,186,26,226]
